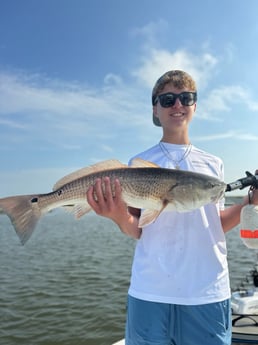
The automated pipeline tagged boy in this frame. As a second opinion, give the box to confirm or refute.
[87,70,258,345]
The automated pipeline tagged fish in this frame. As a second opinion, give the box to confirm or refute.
[0,158,226,245]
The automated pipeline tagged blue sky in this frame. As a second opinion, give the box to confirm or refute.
[0,0,258,196]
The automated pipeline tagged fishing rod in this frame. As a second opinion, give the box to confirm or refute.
[226,171,258,192]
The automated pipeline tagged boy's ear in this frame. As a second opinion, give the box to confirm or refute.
[153,105,157,116]
[152,105,161,126]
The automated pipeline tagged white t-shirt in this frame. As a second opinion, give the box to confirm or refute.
[128,143,230,305]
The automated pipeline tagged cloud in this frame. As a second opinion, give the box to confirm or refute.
[130,19,169,47]
[0,117,27,129]
[198,85,258,120]
[0,36,257,158]
[0,71,151,150]
[193,130,258,142]
[132,48,218,91]
[0,167,79,196]
[130,20,218,91]
[0,72,112,116]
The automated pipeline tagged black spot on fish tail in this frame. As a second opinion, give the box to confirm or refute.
[31,197,38,203]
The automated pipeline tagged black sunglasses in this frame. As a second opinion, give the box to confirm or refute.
[154,92,197,107]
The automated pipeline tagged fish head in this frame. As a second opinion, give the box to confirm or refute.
[165,172,227,212]
[209,182,226,203]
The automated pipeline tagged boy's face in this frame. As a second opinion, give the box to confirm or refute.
[153,83,196,132]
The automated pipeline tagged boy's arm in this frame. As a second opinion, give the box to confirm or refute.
[220,186,258,233]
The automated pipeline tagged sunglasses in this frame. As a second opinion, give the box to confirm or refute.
[154,92,197,107]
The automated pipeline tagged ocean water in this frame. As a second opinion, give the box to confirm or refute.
[0,206,256,345]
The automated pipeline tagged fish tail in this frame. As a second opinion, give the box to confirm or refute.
[0,194,42,245]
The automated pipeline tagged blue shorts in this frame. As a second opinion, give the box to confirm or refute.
[125,295,231,345]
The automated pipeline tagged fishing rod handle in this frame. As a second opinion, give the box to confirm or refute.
[226,172,258,192]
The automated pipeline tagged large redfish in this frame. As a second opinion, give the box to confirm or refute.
[0,158,226,244]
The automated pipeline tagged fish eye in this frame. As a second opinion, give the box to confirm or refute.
[209,181,221,189]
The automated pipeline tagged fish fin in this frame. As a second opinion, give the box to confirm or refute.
[53,159,126,191]
[139,209,162,227]
[73,205,92,219]
[131,158,160,168]
[0,195,42,245]
[139,201,170,227]
[63,203,91,219]
[62,205,76,213]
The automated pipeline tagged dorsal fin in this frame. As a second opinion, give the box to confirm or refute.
[131,158,160,168]
[53,159,126,191]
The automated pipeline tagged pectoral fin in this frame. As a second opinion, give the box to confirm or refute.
[139,209,161,227]
[63,203,91,219]
[139,200,169,227]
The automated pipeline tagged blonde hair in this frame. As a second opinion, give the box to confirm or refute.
[152,70,197,105]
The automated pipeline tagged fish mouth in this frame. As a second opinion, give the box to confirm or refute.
[211,188,225,203]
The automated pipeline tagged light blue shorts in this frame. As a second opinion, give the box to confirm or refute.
[125,295,231,345]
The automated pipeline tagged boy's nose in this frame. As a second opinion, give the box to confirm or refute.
[173,97,182,107]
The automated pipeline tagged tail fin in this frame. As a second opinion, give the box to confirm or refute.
[0,195,42,245]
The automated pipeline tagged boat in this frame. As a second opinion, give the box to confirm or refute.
[231,256,258,344]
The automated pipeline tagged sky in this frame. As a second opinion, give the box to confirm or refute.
[0,0,258,196]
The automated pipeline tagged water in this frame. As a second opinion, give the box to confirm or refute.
[0,208,256,345]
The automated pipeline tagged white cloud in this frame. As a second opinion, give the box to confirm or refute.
[198,85,258,120]
[0,71,150,149]
[0,72,110,116]
[132,48,218,90]
[193,130,258,142]
[0,41,257,157]
[0,118,27,129]
[130,19,169,47]
[131,20,218,91]
[0,167,77,196]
